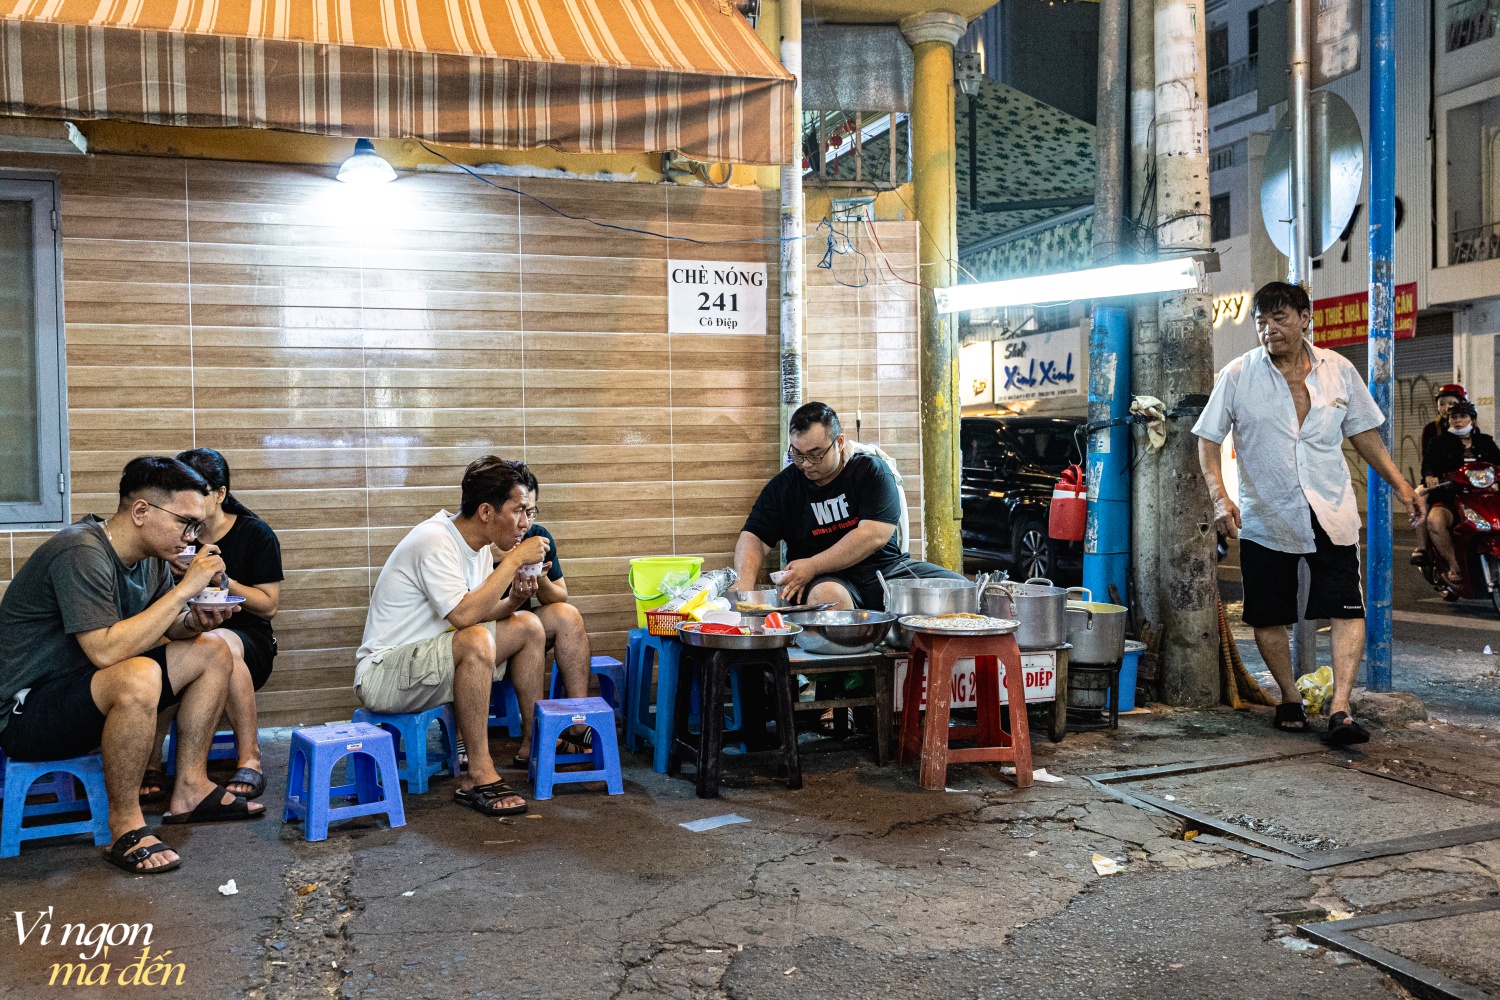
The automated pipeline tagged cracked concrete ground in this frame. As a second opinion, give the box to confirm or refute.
[1,702,1497,999]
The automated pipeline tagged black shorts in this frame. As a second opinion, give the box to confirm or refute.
[226,627,277,691]
[0,646,176,762]
[1239,511,1365,628]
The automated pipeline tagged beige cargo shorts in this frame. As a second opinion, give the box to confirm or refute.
[357,621,508,715]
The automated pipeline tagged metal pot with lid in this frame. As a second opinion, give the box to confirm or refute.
[981,577,1070,650]
[879,573,981,650]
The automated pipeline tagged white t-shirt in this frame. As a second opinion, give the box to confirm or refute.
[355,511,492,687]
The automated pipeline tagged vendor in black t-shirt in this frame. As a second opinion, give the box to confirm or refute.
[736,402,965,610]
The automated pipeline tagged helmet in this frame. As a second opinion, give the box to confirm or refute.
[1449,400,1478,420]
[1435,383,1468,402]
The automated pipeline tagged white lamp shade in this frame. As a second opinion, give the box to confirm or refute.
[935,257,1202,313]
[337,138,396,185]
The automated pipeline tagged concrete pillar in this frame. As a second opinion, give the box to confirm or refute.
[900,10,967,570]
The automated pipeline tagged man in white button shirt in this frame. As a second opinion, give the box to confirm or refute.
[1195,282,1423,746]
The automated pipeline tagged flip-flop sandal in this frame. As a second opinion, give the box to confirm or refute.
[226,767,266,800]
[138,766,167,804]
[1322,711,1371,746]
[557,729,594,755]
[1274,702,1310,732]
[102,826,180,875]
[454,779,528,817]
[161,783,266,824]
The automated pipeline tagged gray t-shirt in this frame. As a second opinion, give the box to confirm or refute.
[0,515,174,733]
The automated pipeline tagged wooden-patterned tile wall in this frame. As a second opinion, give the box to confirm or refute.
[0,151,921,726]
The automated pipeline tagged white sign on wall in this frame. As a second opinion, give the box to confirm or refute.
[960,341,994,405]
[667,260,768,334]
[993,328,1083,403]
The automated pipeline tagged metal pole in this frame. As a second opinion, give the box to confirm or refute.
[1366,0,1396,692]
[1286,0,1318,678]
[1086,0,1131,604]
[1153,0,1219,706]
[1287,0,1312,286]
[778,0,804,462]
[1129,0,1160,630]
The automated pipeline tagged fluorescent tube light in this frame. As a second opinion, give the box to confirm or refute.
[935,257,1203,313]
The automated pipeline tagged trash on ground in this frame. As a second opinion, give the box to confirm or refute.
[1184,830,1200,841]
[944,787,972,793]
[783,967,798,976]
[1296,666,1334,715]
[218,879,238,896]
[1091,853,1122,876]
[1163,794,1176,801]
[526,814,542,820]
[1278,936,1318,953]
[297,883,317,895]
[1026,850,1038,857]
[1486,646,1493,655]
[680,813,751,833]
[401,891,415,897]
[485,839,518,845]
[1032,768,1065,783]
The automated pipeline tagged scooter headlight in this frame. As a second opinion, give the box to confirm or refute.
[1467,467,1496,489]
[1462,505,1493,531]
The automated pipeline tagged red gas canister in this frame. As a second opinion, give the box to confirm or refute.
[1049,464,1087,542]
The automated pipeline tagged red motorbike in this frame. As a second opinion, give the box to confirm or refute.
[1420,461,1500,613]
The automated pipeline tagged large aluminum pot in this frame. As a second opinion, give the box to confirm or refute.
[982,577,1069,649]
[1064,587,1128,664]
[882,578,979,650]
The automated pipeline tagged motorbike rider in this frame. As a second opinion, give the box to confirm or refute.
[1413,384,1467,565]
[1421,399,1500,589]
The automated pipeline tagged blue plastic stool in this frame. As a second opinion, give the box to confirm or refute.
[548,654,627,710]
[528,697,623,800]
[163,720,238,776]
[1,753,111,857]
[488,678,523,737]
[282,723,406,842]
[351,704,460,794]
[623,629,685,773]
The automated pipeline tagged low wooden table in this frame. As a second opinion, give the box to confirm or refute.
[786,647,896,765]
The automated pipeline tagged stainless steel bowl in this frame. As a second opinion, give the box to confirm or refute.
[729,589,785,614]
[785,610,898,654]
[676,622,803,650]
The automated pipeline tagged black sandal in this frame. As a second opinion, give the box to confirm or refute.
[454,780,528,817]
[1274,702,1310,732]
[102,826,180,875]
[226,767,266,800]
[557,728,594,755]
[1322,711,1371,746]
[161,783,265,824]
[139,766,167,804]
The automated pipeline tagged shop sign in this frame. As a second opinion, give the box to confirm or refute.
[1212,291,1250,329]
[993,328,1082,403]
[960,341,994,405]
[667,260,768,334]
[1312,282,1417,349]
[893,650,1060,710]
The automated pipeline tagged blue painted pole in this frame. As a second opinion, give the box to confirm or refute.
[1084,305,1131,603]
[1365,0,1396,692]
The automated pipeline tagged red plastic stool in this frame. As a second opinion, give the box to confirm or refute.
[897,630,1033,791]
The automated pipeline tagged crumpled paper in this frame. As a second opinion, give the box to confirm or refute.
[1131,395,1168,451]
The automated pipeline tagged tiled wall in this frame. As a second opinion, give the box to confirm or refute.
[0,151,922,726]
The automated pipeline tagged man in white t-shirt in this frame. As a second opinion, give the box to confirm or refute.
[356,457,549,816]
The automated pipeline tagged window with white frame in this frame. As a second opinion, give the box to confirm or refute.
[0,175,67,527]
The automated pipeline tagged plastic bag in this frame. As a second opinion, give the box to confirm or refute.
[1295,665,1334,715]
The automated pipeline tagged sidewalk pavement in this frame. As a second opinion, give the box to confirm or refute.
[1,685,1496,999]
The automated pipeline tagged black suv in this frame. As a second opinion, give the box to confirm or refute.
[960,415,1086,583]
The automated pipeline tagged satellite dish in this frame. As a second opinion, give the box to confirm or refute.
[1260,90,1364,259]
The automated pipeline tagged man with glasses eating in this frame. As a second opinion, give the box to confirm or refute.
[735,402,964,610]
[0,457,265,876]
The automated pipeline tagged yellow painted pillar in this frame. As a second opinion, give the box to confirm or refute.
[900,11,967,570]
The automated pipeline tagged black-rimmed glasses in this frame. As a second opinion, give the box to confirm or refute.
[144,500,204,539]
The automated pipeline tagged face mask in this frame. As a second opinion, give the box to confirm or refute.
[1450,424,1474,437]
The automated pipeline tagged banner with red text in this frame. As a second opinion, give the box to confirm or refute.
[1311,283,1417,349]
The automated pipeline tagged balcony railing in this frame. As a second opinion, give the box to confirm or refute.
[1447,0,1498,51]
[1450,220,1500,265]
[1208,53,1258,107]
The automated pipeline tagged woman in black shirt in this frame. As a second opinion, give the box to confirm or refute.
[171,449,284,799]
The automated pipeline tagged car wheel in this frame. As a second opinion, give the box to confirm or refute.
[1011,518,1051,581]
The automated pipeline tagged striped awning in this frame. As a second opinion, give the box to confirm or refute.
[0,0,794,165]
